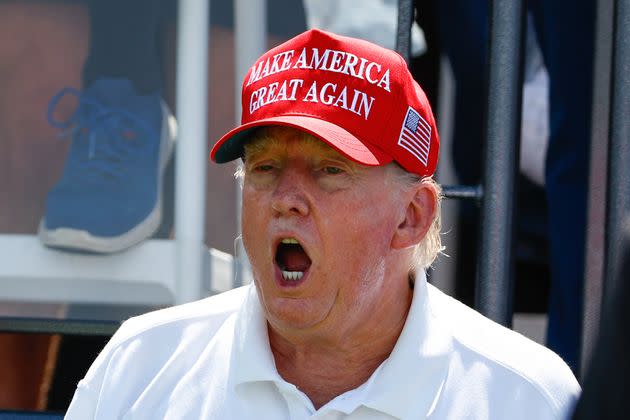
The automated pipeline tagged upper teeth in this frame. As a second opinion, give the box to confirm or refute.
[281,238,299,244]
[282,271,304,281]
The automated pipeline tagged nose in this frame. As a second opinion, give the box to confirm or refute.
[271,167,310,217]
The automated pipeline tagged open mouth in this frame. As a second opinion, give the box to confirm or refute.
[275,238,312,282]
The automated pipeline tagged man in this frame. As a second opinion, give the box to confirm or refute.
[65,29,579,419]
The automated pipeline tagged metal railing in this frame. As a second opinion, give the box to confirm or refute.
[397,0,523,327]
[397,0,630,375]
[604,0,630,306]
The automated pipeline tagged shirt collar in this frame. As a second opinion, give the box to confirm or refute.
[231,284,283,387]
[361,270,452,419]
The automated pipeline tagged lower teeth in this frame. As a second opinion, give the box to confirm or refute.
[282,270,303,281]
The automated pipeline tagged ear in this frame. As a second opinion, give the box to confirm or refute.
[391,182,438,250]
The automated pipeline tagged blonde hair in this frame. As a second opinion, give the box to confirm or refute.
[388,165,444,271]
[236,127,444,271]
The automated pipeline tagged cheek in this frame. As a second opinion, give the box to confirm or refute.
[242,186,267,221]
[241,190,268,255]
[323,204,396,272]
[333,200,398,244]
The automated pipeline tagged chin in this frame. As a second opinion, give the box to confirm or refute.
[264,296,325,331]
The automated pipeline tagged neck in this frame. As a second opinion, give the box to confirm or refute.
[268,280,413,409]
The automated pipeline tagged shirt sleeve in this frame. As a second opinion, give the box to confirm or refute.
[64,380,98,419]
[62,324,130,419]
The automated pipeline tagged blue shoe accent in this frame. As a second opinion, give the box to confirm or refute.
[39,79,177,253]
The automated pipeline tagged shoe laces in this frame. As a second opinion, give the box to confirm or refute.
[47,87,159,179]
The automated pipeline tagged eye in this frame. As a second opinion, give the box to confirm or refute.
[322,166,344,175]
[254,164,275,172]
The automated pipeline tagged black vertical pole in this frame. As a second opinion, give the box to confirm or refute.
[476,0,525,326]
[604,0,630,304]
[395,0,414,64]
[582,0,614,378]
[396,0,485,202]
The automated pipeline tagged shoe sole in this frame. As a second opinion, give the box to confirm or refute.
[38,101,177,253]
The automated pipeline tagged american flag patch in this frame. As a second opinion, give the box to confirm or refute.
[397,106,431,166]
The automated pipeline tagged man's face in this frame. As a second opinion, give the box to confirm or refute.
[241,127,412,339]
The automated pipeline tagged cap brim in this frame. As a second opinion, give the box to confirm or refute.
[210,115,392,166]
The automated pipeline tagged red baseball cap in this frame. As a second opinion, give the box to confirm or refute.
[210,28,439,177]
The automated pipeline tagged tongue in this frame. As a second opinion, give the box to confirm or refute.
[279,246,311,271]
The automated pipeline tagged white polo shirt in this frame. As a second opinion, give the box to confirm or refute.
[65,272,579,419]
